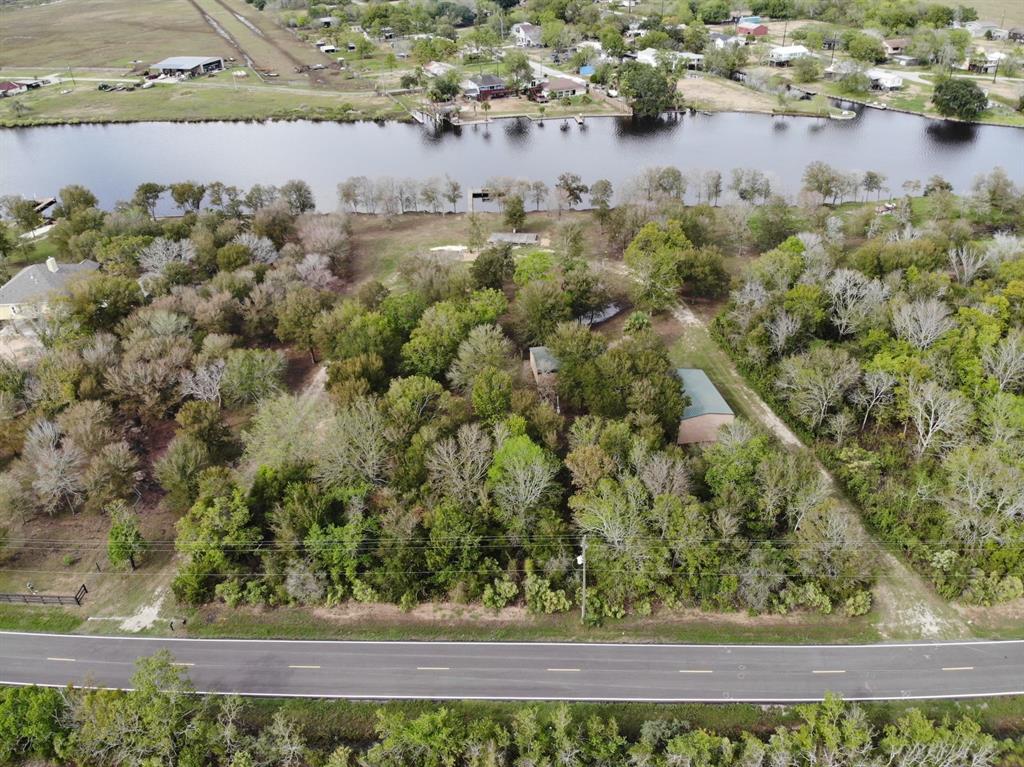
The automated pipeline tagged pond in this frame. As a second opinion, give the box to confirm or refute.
[1,107,1021,209]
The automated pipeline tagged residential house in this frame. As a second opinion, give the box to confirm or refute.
[736,21,768,37]
[737,15,762,25]
[317,16,338,28]
[710,32,746,49]
[511,22,543,47]
[768,44,811,64]
[0,81,27,97]
[0,258,99,321]
[824,60,861,80]
[969,49,1007,73]
[965,20,1004,38]
[529,346,560,387]
[865,68,903,90]
[1010,28,1024,42]
[541,77,583,99]
[152,56,224,77]
[675,368,735,445]
[318,42,338,54]
[461,73,508,100]
[882,37,910,57]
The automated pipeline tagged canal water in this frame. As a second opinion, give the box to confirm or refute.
[2,108,1021,209]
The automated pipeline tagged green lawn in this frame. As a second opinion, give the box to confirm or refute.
[0,604,84,633]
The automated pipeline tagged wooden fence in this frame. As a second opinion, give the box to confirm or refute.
[0,584,88,606]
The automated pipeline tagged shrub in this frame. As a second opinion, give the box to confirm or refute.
[154,435,211,512]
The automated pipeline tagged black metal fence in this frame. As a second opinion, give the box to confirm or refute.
[0,584,88,606]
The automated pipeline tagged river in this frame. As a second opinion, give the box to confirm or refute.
[1,107,1021,209]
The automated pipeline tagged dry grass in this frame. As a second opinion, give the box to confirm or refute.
[0,0,227,69]
[968,0,1024,27]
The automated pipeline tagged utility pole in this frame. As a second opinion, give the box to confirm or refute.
[577,535,588,623]
[991,57,999,83]
[781,20,789,47]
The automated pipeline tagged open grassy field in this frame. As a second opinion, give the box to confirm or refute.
[0,73,403,126]
[969,0,1024,27]
[0,0,228,69]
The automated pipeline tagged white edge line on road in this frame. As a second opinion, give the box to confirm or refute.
[46,657,75,662]
[546,668,581,672]
[942,666,975,671]
[2,680,1024,704]
[287,665,320,669]
[5,630,1024,651]
[416,667,450,671]
[678,669,713,673]
[812,670,846,674]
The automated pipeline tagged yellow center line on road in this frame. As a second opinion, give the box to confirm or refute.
[547,668,581,672]
[47,657,75,662]
[942,666,974,671]
[812,669,846,674]
[678,669,714,674]
[416,666,450,671]
[288,664,320,669]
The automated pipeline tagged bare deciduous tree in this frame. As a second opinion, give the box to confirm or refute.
[179,359,226,403]
[315,397,390,489]
[825,269,889,337]
[906,378,971,457]
[232,232,279,265]
[947,244,990,285]
[942,446,1024,548]
[850,370,896,429]
[295,253,338,291]
[892,298,955,349]
[776,348,860,430]
[982,329,1024,393]
[767,310,800,355]
[427,423,493,505]
[139,237,196,276]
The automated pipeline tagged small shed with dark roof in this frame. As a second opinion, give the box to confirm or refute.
[676,368,735,444]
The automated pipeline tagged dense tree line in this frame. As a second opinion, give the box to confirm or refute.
[715,167,1024,604]
[0,652,1014,766]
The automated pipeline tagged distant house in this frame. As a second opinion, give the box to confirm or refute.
[0,258,99,321]
[511,22,543,47]
[736,21,768,37]
[529,346,560,386]
[966,49,1006,73]
[317,16,338,28]
[637,47,704,69]
[318,42,338,54]
[461,73,508,100]
[768,44,811,65]
[1010,28,1024,42]
[675,368,735,445]
[488,232,539,245]
[965,20,1007,38]
[152,56,224,77]
[710,32,746,49]
[824,60,861,80]
[737,15,762,25]
[542,76,583,99]
[0,81,27,97]
[882,37,910,57]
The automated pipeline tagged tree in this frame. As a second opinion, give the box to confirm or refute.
[700,170,723,205]
[862,171,886,200]
[107,500,145,571]
[589,179,613,225]
[932,77,988,120]
[618,62,675,117]
[504,193,526,230]
[892,298,954,348]
[530,180,549,211]
[470,244,514,289]
[443,175,462,213]
[728,168,771,203]
[220,349,285,407]
[747,196,799,250]
[983,329,1024,392]
[906,378,971,457]
[850,370,896,429]
[555,173,588,212]
[276,286,331,362]
[776,347,860,430]
[793,54,822,82]
[624,221,690,311]
[846,32,886,63]
[169,181,206,212]
[279,179,316,214]
[503,50,534,92]
[428,71,461,101]
[54,184,98,218]
[825,268,888,337]
[131,182,165,217]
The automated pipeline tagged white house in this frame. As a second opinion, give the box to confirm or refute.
[541,76,583,99]
[511,22,542,47]
[424,61,456,78]
[865,68,903,90]
[768,45,811,65]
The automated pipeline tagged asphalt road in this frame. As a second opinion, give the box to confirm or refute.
[2,632,1023,702]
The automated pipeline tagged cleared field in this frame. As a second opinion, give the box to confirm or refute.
[0,0,227,68]
[0,75,403,126]
[969,0,1024,27]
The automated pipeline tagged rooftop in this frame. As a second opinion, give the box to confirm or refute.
[0,259,99,307]
[488,232,539,244]
[677,368,734,420]
[152,56,222,70]
[530,346,560,373]
[470,74,506,87]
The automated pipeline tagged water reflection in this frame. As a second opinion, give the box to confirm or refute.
[1,110,1019,209]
